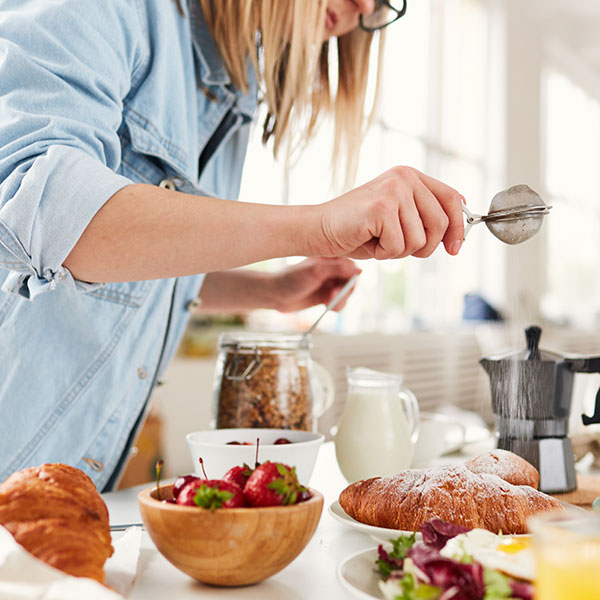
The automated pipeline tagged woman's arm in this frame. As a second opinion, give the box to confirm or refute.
[197,258,361,314]
[64,166,465,284]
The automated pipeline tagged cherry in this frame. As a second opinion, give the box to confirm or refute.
[274,437,292,445]
[223,464,253,489]
[297,489,312,503]
[172,474,200,499]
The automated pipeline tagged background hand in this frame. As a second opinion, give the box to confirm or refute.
[198,258,360,314]
[270,257,361,313]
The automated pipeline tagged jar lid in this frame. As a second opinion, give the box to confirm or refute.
[218,331,311,351]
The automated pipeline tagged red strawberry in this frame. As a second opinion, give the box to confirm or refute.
[223,463,254,490]
[243,461,306,507]
[176,479,244,509]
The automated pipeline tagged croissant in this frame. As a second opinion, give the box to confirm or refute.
[339,452,562,535]
[465,449,539,489]
[0,463,113,583]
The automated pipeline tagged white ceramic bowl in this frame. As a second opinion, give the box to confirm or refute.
[185,428,324,486]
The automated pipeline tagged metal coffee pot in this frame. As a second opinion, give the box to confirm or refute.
[480,326,600,493]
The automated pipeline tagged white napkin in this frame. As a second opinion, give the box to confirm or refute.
[0,524,141,600]
[104,527,142,597]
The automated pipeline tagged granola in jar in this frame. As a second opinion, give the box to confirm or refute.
[213,332,316,431]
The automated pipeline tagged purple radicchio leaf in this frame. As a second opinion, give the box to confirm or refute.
[407,544,485,600]
[509,579,535,600]
[420,519,472,551]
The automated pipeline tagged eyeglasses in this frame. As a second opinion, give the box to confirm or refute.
[359,0,407,32]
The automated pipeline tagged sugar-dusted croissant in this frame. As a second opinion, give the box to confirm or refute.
[466,449,539,489]
[339,453,562,535]
[0,463,113,583]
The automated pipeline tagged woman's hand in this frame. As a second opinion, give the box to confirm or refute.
[198,258,360,314]
[313,166,465,260]
[268,257,360,313]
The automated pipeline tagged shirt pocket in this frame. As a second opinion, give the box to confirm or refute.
[87,279,153,308]
[118,117,202,195]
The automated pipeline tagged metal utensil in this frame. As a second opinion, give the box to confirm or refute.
[463,184,552,245]
[303,274,359,337]
[110,522,144,531]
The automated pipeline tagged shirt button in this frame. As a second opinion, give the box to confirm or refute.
[137,367,148,379]
[158,179,177,191]
[82,457,104,472]
[186,298,202,311]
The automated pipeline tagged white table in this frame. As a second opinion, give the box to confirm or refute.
[103,438,498,599]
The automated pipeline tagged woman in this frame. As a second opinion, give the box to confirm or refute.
[0,0,464,490]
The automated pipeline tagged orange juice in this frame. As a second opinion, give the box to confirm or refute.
[531,510,600,600]
[535,545,600,599]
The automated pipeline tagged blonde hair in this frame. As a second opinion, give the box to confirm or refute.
[197,0,384,189]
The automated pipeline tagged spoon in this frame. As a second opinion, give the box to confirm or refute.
[463,184,552,245]
[304,274,359,337]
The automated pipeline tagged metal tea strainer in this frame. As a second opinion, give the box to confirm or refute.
[463,184,552,245]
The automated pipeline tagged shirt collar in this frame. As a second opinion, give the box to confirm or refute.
[188,0,231,86]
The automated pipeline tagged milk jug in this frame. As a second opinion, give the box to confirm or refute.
[334,367,419,482]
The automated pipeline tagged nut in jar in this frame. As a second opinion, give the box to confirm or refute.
[213,332,334,432]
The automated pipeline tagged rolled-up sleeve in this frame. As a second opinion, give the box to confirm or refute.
[0,0,147,298]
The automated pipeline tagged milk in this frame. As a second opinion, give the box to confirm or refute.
[334,367,419,483]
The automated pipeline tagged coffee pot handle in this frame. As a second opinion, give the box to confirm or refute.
[567,357,600,426]
[582,389,600,426]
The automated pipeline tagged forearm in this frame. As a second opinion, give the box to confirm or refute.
[198,270,280,313]
[64,184,321,283]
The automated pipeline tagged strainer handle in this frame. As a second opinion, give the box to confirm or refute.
[462,205,483,240]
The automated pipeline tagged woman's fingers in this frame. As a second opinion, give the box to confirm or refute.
[317,166,466,260]
[415,170,465,255]
[409,180,450,258]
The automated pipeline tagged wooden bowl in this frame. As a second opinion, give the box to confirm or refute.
[138,484,324,586]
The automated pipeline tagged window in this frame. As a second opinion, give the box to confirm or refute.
[239,0,506,332]
[542,68,600,326]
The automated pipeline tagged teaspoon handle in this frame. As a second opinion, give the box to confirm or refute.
[304,274,359,336]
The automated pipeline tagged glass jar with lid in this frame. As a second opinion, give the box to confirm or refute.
[213,331,334,431]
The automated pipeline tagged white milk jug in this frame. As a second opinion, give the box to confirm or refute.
[334,367,419,482]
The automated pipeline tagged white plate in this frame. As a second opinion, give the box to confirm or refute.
[329,500,421,544]
[337,546,382,600]
[330,497,583,546]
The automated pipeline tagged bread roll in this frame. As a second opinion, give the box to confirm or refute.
[339,454,562,535]
[0,463,113,582]
[466,449,539,489]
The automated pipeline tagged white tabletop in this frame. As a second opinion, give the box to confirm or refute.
[102,437,498,599]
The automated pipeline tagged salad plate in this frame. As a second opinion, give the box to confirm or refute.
[337,546,381,600]
[329,500,421,544]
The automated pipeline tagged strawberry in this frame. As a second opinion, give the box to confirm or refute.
[243,461,307,507]
[176,478,244,509]
[223,463,254,490]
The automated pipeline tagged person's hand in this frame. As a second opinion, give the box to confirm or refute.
[312,166,465,260]
[270,257,361,313]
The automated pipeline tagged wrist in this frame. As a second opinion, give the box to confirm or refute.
[277,204,327,258]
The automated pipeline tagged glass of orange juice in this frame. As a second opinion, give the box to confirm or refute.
[529,509,600,600]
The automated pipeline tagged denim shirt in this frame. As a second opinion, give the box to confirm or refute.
[0,0,258,490]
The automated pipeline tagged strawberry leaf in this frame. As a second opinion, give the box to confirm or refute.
[276,463,290,477]
[193,484,234,510]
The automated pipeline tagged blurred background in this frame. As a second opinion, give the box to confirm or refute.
[120,0,600,486]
